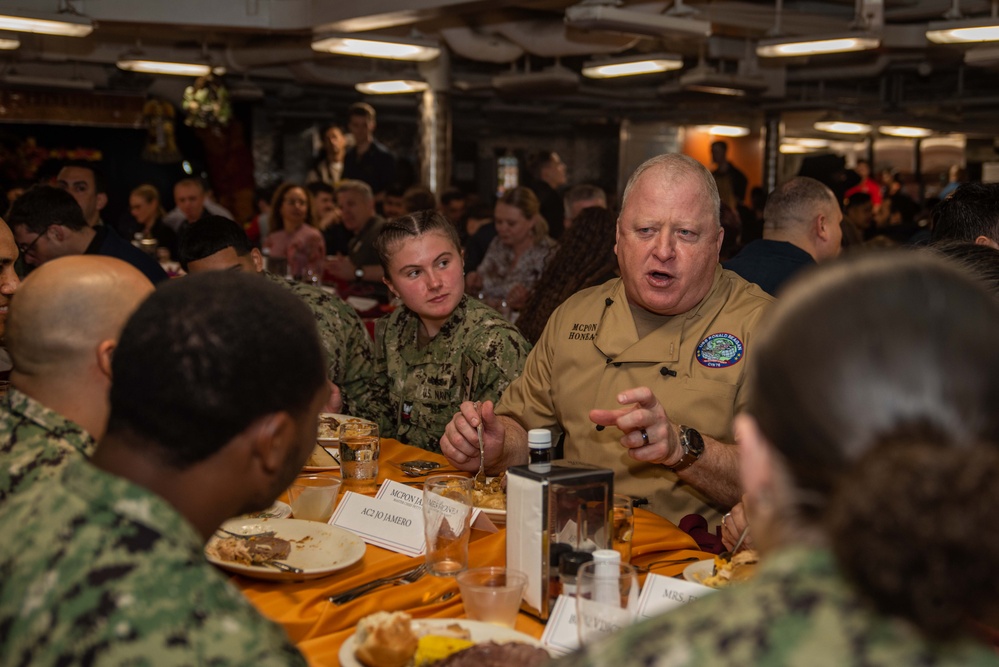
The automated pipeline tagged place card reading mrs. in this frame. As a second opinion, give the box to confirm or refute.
[636,572,716,619]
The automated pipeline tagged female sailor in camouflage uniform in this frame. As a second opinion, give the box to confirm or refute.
[368,211,531,453]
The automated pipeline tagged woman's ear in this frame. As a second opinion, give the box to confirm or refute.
[382,276,400,300]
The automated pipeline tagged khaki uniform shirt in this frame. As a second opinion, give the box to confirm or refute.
[554,547,999,667]
[0,459,306,666]
[496,267,775,522]
[0,387,95,503]
[371,295,531,453]
[263,271,375,417]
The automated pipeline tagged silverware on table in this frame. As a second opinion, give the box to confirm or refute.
[328,562,429,605]
[634,556,700,573]
[257,559,305,574]
[474,401,486,485]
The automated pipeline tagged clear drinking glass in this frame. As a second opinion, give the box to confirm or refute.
[576,560,640,645]
[423,474,474,576]
[612,494,634,564]
[456,567,527,627]
[339,422,379,494]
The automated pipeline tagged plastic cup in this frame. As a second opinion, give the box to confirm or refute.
[576,560,640,645]
[287,475,341,522]
[423,474,474,576]
[456,566,528,628]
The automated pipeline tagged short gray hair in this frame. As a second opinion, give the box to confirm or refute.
[621,154,721,227]
[335,179,373,201]
[763,177,837,232]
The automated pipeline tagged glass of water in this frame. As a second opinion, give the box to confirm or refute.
[423,474,474,576]
[338,421,379,494]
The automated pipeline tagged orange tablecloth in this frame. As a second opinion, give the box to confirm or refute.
[232,439,705,666]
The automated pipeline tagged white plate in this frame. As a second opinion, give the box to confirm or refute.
[205,517,365,581]
[478,507,507,525]
[243,500,292,520]
[339,618,549,667]
[314,413,375,443]
[302,445,341,472]
[346,296,379,312]
[682,559,715,584]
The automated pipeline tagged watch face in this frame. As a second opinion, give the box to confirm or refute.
[681,426,705,456]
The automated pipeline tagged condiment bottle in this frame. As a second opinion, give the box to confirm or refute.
[592,548,621,605]
[528,428,552,473]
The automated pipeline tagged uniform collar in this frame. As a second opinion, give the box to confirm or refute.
[593,266,722,363]
[395,295,468,363]
[5,387,95,455]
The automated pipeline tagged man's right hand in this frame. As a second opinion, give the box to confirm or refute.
[440,400,507,472]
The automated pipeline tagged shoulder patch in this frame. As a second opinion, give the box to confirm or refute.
[695,333,744,368]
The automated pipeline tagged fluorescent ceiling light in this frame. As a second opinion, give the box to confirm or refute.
[582,54,682,79]
[117,60,223,77]
[814,120,872,134]
[785,137,830,148]
[685,83,746,96]
[0,9,92,37]
[311,34,440,61]
[0,31,19,49]
[927,17,999,44]
[565,3,711,38]
[0,73,94,90]
[879,125,933,138]
[697,124,750,137]
[355,79,428,94]
[757,33,880,57]
[780,144,812,154]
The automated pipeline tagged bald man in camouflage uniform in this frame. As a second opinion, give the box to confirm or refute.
[179,215,375,416]
[0,256,153,502]
[0,272,324,665]
[372,295,530,453]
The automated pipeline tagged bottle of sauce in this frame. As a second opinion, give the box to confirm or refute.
[528,428,552,473]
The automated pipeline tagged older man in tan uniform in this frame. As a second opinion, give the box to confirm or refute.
[442,154,775,523]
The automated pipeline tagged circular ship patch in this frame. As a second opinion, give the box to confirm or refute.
[695,333,744,368]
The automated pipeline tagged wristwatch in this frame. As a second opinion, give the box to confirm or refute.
[354,267,364,280]
[667,425,705,472]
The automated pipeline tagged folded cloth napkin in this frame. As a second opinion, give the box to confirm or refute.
[679,514,725,554]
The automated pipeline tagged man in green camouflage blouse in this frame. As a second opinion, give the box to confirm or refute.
[179,215,375,416]
[0,255,153,502]
[0,271,326,665]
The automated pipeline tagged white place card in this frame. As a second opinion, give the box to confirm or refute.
[375,479,497,533]
[636,572,716,619]
[540,594,580,657]
[330,491,425,557]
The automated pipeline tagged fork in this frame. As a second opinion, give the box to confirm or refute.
[216,528,275,540]
[328,563,428,605]
[255,559,305,574]
[474,402,487,486]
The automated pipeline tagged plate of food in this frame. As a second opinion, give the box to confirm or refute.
[472,475,506,526]
[340,612,551,667]
[683,550,759,589]
[317,413,373,443]
[303,444,341,471]
[205,517,365,581]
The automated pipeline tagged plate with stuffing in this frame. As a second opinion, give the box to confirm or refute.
[205,517,365,581]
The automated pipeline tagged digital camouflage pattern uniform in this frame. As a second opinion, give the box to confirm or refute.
[0,459,306,666]
[371,295,531,453]
[554,547,999,667]
[0,387,95,503]
[263,271,375,417]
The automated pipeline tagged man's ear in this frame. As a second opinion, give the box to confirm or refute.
[246,412,297,475]
[975,235,999,250]
[96,340,115,380]
[250,248,264,272]
[96,192,108,213]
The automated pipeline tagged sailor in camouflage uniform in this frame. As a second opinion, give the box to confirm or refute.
[368,211,530,453]
[179,215,376,416]
[0,272,324,665]
[0,388,95,501]
[374,294,530,452]
[0,255,152,503]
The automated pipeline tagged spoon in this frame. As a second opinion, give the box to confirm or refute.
[474,401,486,485]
